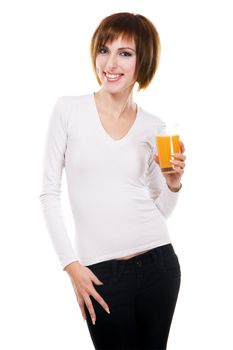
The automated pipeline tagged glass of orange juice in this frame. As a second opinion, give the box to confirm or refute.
[155,131,181,174]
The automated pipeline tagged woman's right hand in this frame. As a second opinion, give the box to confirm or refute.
[64,261,110,325]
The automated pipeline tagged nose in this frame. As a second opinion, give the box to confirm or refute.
[106,53,118,70]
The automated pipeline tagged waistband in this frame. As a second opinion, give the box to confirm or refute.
[87,243,175,270]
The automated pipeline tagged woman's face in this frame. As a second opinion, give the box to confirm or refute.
[95,35,137,95]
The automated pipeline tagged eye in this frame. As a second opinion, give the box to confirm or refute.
[120,51,132,57]
[98,46,108,54]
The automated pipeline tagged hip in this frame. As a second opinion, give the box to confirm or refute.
[86,243,181,295]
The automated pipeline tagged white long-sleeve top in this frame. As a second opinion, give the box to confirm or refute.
[39,93,181,269]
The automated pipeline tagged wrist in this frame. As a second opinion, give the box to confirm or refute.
[63,260,81,273]
[167,183,182,192]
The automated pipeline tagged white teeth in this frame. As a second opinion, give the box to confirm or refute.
[106,73,120,78]
[105,72,122,80]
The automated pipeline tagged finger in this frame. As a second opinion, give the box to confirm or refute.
[170,160,185,169]
[90,272,104,286]
[171,153,186,161]
[84,295,97,325]
[177,167,184,175]
[179,140,185,153]
[78,300,87,321]
[172,165,184,174]
[153,154,159,163]
[91,288,110,314]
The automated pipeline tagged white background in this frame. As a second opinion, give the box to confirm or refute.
[0,0,232,349]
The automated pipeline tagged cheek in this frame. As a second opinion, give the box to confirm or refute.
[95,57,103,73]
[96,55,107,68]
[123,59,136,76]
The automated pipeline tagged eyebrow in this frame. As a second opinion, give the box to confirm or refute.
[118,47,136,52]
[101,45,136,52]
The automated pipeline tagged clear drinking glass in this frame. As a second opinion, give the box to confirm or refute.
[155,123,181,174]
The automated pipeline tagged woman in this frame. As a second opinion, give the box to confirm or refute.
[39,12,186,350]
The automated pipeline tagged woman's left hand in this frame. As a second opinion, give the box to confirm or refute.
[153,140,186,191]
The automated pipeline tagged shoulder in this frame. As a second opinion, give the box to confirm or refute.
[139,106,166,133]
[55,93,92,111]
[52,93,93,125]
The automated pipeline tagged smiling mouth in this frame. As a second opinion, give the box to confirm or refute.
[104,72,124,82]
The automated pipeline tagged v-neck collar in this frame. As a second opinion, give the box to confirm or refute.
[91,92,141,144]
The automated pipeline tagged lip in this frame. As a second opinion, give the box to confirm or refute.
[104,71,124,75]
[103,72,124,83]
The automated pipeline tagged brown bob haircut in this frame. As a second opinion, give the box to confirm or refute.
[90,12,161,91]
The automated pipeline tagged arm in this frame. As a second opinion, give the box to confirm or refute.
[146,122,182,219]
[146,150,181,219]
[39,97,79,270]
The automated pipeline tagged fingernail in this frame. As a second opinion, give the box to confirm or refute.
[92,319,95,325]
[105,307,110,314]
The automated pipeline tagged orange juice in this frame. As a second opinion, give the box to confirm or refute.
[155,135,181,173]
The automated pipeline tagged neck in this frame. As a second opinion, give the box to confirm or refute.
[94,87,136,121]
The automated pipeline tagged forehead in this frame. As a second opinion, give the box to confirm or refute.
[103,34,135,48]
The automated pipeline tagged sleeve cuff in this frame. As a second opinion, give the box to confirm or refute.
[167,183,182,193]
[61,257,80,270]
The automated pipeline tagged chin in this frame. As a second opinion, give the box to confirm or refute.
[103,83,133,95]
[103,86,123,94]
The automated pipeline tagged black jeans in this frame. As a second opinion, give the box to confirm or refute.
[84,243,181,350]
